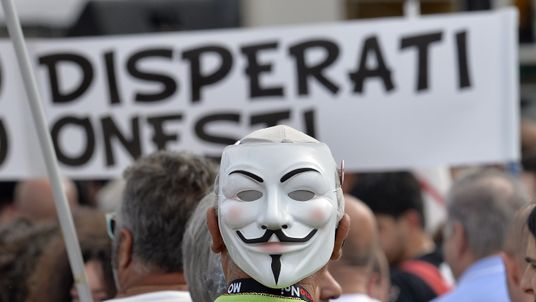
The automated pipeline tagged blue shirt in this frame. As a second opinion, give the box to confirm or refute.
[432,255,509,302]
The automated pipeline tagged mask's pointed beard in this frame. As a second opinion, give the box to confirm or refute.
[271,254,282,285]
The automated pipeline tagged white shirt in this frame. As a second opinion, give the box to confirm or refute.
[104,291,191,302]
[331,293,381,302]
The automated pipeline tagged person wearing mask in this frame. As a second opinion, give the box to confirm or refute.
[207,125,350,302]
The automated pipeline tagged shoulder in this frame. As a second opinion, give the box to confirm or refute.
[432,284,507,302]
[390,268,438,302]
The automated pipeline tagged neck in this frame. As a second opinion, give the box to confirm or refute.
[341,275,368,294]
[330,266,368,294]
[117,270,187,298]
[405,231,435,259]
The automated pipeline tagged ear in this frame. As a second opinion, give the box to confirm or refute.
[117,228,133,269]
[331,213,350,260]
[403,210,422,229]
[207,207,225,253]
[452,222,467,257]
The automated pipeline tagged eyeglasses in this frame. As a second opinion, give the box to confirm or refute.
[105,212,116,240]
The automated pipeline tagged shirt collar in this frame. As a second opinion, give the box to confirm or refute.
[457,255,505,285]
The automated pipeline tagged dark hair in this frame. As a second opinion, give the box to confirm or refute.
[0,181,17,210]
[120,150,218,272]
[350,171,425,227]
[27,207,117,302]
[528,206,536,239]
[0,219,57,302]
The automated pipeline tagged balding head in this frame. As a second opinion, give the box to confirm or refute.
[330,194,378,294]
[14,178,78,222]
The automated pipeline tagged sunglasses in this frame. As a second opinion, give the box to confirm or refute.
[105,212,116,240]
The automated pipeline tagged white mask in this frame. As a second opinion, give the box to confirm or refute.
[217,126,344,288]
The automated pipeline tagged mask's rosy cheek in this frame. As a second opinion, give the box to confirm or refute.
[227,206,243,221]
[292,199,335,228]
[311,207,329,222]
[221,200,257,229]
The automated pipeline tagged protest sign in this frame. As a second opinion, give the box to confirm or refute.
[0,9,519,178]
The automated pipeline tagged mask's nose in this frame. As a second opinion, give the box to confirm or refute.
[259,191,291,230]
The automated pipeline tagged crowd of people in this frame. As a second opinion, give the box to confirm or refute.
[2,123,536,302]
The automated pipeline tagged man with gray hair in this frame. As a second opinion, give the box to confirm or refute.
[105,150,217,302]
[433,168,528,302]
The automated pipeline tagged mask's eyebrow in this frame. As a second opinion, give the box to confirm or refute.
[229,170,264,183]
[280,168,320,183]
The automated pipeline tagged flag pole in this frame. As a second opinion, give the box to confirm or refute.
[0,1,92,301]
[404,0,421,18]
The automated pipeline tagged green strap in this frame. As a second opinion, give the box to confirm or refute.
[215,293,306,302]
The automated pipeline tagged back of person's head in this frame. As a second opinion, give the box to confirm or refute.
[183,193,226,302]
[210,125,349,293]
[14,178,78,222]
[0,218,58,302]
[446,168,528,260]
[330,194,378,293]
[351,171,425,229]
[119,150,217,272]
[27,207,116,302]
[504,203,535,302]
[350,171,427,265]
[190,193,346,302]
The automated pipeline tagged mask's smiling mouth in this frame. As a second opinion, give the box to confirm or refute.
[236,229,317,243]
[236,229,317,254]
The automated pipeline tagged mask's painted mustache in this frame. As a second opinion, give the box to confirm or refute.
[236,229,317,244]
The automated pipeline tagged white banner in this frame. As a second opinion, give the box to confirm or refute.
[0,9,519,179]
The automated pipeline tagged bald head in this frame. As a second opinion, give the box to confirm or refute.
[14,178,78,222]
[330,194,378,293]
[340,194,378,269]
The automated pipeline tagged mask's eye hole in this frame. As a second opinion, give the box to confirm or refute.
[288,190,315,201]
[236,190,263,202]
